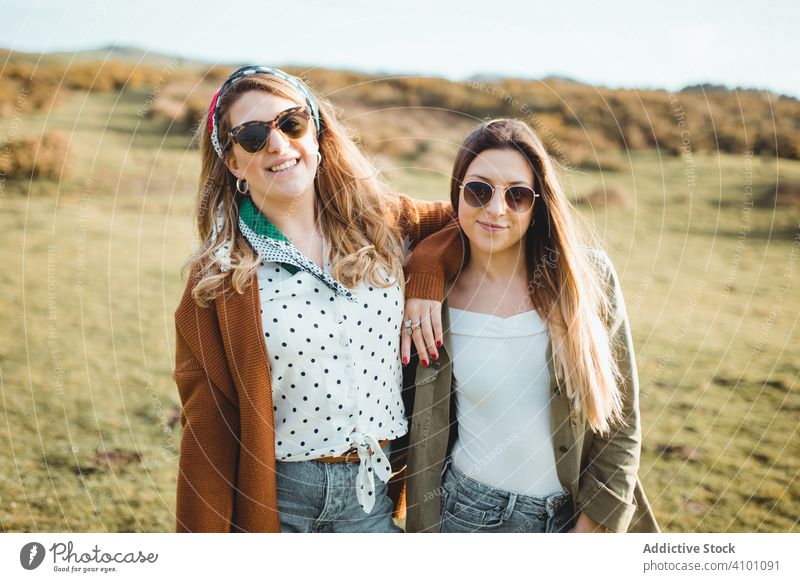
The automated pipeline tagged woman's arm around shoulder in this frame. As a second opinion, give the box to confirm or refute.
[400,222,468,365]
[387,192,456,248]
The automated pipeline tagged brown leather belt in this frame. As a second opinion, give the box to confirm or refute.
[316,439,389,463]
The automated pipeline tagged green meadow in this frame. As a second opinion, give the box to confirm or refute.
[0,82,798,533]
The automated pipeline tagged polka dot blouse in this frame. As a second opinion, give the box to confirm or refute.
[239,197,406,513]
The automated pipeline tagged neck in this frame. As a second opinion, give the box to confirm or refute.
[251,190,319,238]
[465,241,528,284]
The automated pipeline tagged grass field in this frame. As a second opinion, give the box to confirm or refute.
[0,86,798,532]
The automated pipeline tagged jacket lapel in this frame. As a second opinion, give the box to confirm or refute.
[415,294,453,385]
[214,272,271,413]
[173,270,271,414]
[215,271,280,532]
[174,272,237,405]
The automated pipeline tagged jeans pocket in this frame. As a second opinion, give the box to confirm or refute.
[441,488,505,531]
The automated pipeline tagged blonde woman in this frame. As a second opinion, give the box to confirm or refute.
[172,66,458,532]
[400,119,659,533]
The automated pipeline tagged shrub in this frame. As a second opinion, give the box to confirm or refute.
[755,181,800,208]
[0,132,71,180]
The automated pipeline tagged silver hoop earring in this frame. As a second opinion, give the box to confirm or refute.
[236,178,249,194]
[315,151,322,166]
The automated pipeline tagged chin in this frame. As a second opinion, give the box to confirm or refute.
[470,226,502,242]
[469,235,500,254]
[262,176,314,199]
[477,234,521,255]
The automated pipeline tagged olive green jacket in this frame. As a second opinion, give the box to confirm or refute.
[402,250,660,533]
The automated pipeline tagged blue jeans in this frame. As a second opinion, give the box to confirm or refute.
[439,460,576,533]
[276,452,401,533]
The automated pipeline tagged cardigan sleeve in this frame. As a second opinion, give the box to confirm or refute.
[403,221,467,301]
[575,251,642,532]
[390,193,455,247]
[173,291,240,532]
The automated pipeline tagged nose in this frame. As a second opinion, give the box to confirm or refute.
[265,126,290,154]
[485,186,507,217]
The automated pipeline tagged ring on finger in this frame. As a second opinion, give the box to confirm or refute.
[404,319,420,335]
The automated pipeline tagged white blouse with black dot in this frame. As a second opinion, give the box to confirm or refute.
[255,242,406,513]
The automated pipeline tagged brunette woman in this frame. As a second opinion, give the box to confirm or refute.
[400,119,659,533]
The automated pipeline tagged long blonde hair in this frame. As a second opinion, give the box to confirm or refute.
[450,120,624,434]
[183,72,405,307]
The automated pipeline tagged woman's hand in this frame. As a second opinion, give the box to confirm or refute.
[401,299,443,367]
[568,511,609,533]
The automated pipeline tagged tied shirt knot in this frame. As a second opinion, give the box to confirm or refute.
[351,431,392,513]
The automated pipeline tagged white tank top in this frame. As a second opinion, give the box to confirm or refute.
[449,306,564,497]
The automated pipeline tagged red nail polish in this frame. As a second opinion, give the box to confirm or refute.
[430,353,438,361]
[402,356,409,365]
[422,360,428,368]
[436,341,442,347]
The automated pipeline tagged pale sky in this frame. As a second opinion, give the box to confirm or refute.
[2,0,798,97]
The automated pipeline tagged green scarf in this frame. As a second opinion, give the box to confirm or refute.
[239,196,299,275]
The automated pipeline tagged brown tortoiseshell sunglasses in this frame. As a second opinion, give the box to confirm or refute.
[226,106,312,154]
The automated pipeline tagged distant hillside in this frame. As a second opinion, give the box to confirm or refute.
[2,46,799,163]
[50,45,193,65]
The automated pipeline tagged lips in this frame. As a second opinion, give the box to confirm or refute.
[267,158,299,173]
[477,220,508,232]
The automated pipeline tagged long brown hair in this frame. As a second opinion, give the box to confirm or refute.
[183,73,406,307]
[450,119,624,434]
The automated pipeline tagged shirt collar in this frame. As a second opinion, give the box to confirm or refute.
[238,197,356,302]
[239,196,291,243]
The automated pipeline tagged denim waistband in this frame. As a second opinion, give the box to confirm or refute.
[276,440,393,514]
[444,458,571,516]
[275,440,392,466]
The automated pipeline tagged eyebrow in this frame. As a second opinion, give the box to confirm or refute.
[466,174,533,187]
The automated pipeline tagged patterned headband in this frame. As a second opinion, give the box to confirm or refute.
[207,65,321,159]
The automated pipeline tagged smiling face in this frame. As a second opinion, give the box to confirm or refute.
[457,148,536,257]
[224,90,319,212]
